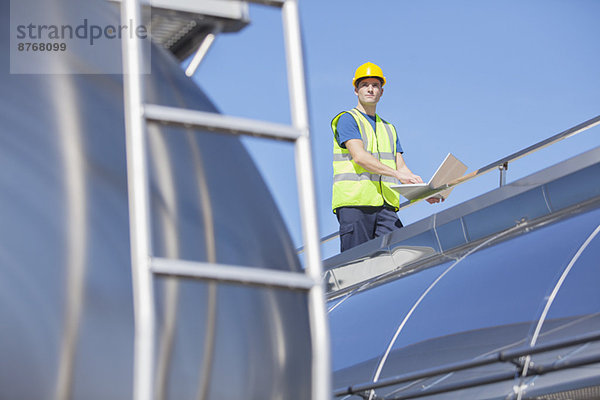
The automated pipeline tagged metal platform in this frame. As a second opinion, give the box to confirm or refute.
[109,0,249,60]
[324,145,600,300]
[327,145,600,399]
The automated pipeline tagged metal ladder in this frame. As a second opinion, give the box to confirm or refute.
[119,0,330,399]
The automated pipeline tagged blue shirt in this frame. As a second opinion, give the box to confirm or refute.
[335,111,403,154]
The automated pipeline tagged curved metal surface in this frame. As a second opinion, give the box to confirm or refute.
[0,0,311,398]
[328,149,600,399]
[369,224,523,392]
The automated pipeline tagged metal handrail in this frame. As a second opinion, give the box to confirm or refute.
[306,114,600,253]
[333,329,600,398]
[422,113,600,202]
[388,353,600,400]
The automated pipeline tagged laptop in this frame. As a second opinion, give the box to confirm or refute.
[391,153,468,201]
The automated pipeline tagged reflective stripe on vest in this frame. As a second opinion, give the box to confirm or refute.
[332,152,395,162]
[332,172,399,184]
[331,108,401,212]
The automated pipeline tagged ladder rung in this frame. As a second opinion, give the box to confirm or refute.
[144,104,303,142]
[245,0,285,7]
[151,257,317,290]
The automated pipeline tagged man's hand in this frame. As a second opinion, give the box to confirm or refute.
[426,196,445,204]
[396,171,423,184]
[345,142,446,206]
[395,154,424,184]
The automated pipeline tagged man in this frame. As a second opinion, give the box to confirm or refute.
[331,62,441,252]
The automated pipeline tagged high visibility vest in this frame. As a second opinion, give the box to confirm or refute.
[331,108,400,213]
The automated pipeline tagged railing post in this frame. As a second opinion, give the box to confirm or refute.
[499,162,508,187]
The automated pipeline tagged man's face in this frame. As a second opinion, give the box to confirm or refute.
[354,77,383,105]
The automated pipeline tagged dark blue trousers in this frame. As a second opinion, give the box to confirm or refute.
[336,206,403,252]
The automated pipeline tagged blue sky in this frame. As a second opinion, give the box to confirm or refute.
[189,0,600,259]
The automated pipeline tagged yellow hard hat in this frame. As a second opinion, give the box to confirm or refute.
[352,62,386,87]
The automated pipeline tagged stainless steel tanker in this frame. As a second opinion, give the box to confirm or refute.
[0,0,311,399]
[4,0,600,399]
[326,146,600,399]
